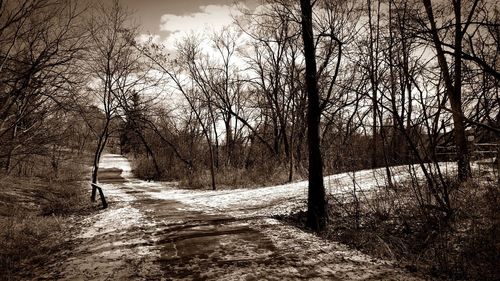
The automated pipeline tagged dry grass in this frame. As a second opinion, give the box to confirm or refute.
[0,159,94,280]
[180,164,298,190]
[0,213,64,280]
[132,154,303,189]
[280,171,499,280]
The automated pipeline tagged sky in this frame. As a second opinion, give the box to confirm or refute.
[100,0,261,118]
[118,0,259,45]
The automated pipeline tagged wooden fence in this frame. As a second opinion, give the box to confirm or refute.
[435,143,499,162]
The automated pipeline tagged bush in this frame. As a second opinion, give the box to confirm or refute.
[131,155,160,180]
[39,181,90,216]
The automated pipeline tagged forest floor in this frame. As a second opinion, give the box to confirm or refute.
[34,154,443,280]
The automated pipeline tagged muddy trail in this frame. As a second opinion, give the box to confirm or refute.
[38,154,423,281]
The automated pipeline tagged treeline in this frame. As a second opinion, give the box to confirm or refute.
[0,0,498,205]
[0,0,150,182]
[124,0,498,192]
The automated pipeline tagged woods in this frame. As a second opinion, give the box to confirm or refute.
[0,0,498,280]
[130,0,498,223]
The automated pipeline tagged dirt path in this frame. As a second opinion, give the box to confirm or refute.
[39,154,424,280]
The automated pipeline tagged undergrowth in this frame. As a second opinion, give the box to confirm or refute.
[0,158,95,280]
[132,154,304,189]
[280,171,499,280]
[180,164,299,189]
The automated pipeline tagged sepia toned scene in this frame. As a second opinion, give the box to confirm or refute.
[0,0,498,280]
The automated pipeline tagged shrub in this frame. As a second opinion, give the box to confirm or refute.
[131,152,304,189]
[131,155,160,180]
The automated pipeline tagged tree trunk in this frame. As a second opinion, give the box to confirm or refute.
[422,0,471,181]
[91,122,109,201]
[225,115,233,166]
[208,138,216,190]
[300,0,327,232]
[288,105,296,183]
[367,0,380,169]
[4,123,17,173]
[204,117,217,190]
[451,0,472,180]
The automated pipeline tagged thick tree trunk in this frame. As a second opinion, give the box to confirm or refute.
[422,0,471,181]
[91,155,100,201]
[300,0,327,232]
[450,95,471,180]
[451,0,471,180]
[367,0,380,169]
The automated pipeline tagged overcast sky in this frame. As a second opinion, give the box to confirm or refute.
[117,0,258,44]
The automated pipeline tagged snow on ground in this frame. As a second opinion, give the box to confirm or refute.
[99,153,134,178]
[78,206,144,239]
[46,155,162,280]
[139,162,459,217]
[250,218,422,281]
[44,154,458,280]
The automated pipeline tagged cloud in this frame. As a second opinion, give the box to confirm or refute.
[135,34,162,46]
[159,4,245,49]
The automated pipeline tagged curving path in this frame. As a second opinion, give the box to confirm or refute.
[39,154,424,281]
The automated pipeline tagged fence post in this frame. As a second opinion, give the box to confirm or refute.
[91,183,108,209]
[91,185,97,202]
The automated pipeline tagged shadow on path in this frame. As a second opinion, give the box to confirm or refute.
[40,154,423,281]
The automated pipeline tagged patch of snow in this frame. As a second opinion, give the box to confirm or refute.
[99,183,136,202]
[99,154,133,178]
[78,206,143,239]
[142,162,457,218]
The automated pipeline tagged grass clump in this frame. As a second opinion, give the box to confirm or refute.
[0,159,94,280]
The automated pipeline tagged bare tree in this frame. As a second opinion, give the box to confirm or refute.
[138,38,218,190]
[420,0,479,180]
[300,0,327,231]
[84,0,138,199]
[0,0,87,173]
